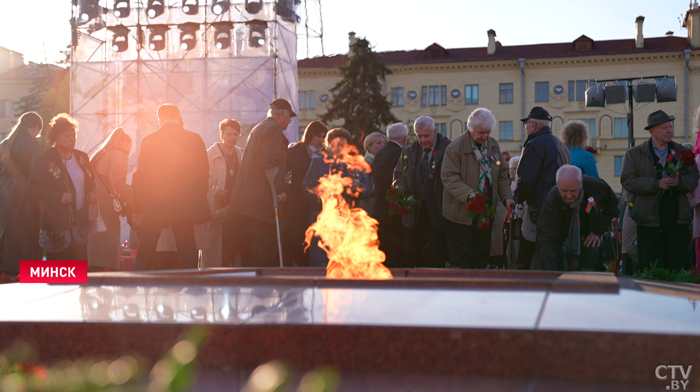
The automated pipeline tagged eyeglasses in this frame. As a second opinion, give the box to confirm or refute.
[523,121,534,127]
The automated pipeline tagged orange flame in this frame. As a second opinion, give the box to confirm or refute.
[305,144,392,280]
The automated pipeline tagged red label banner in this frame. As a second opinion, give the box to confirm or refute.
[19,260,88,284]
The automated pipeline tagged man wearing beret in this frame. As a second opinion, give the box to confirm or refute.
[514,106,570,269]
[621,110,699,271]
[228,99,294,267]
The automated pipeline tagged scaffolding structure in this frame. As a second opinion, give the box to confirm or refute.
[70,0,300,165]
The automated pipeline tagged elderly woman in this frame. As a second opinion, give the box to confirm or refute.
[360,132,386,214]
[0,112,44,274]
[29,114,96,260]
[196,119,244,268]
[442,108,513,269]
[561,120,599,178]
[88,127,134,269]
[285,120,328,267]
[303,128,371,267]
[509,156,520,191]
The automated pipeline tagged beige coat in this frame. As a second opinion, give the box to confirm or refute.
[200,143,243,268]
[441,134,512,226]
[88,149,133,269]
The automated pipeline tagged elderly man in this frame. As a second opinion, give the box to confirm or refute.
[228,98,293,267]
[442,108,513,269]
[621,110,699,271]
[535,165,618,271]
[515,106,570,269]
[372,122,408,267]
[393,116,450,267]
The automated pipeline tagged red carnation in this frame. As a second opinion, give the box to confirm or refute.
[478,221,491,231]
[389,201,398,211]
[388,188,398,197]
[467,201,476,211]
[680,149,696,166]
[474,203,485,214]
[474,194,484,204]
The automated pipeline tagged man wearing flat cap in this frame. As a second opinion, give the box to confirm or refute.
[621,110,698,271]
[227,98,295,266]
[514,106,570,269]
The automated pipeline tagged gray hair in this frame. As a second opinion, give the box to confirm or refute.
[466,107,497,131]
[363,132,386,151]
[533,118,552,128]
[268,108,290,118]
[386,122,408,140]
[509,156,520,169]
[414,116,435,132]
[556,164,583,184]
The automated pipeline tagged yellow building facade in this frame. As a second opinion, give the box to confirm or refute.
[298,9,700,192]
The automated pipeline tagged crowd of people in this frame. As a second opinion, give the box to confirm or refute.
[1,98,700,274]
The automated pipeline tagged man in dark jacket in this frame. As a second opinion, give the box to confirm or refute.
[535,165,618,271]
[133,104,211,270]
[228,99,293,267]
[393,116,450,267]
[621,110,699,271]
[515,106,570,269]
[371,122,407,268]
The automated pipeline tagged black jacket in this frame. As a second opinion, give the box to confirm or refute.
[371,141,403,228]
[132,122,211,225]
[229,117,288,224]
[515,126,570,220]
[29,148,96,231]
[535,175,619,270]
[392,133,450,230]
[285,141,313,230]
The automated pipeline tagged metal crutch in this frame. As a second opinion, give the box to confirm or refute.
[265,167,284,267]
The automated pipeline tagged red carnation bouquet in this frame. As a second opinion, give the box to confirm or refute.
[386,187,420,216]
[651,148,696,206]
[466,193,496,230]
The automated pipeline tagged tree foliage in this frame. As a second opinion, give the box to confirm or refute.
[321,37,398,146]
[15,63,70,141]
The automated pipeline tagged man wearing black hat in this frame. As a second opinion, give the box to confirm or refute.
[514,106,570,269]
[227,98,295,266]
[621,110,699,271]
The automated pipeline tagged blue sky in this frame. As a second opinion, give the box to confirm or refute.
[0,0,692,64]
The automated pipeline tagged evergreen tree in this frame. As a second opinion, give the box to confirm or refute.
[321,37,398,147]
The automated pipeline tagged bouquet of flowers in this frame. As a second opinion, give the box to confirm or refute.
[386,187,420,216]
[651,148,696,206]
[466,193,496,230]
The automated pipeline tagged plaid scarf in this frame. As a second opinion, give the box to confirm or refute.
[563,190,584,257]
[469,134,492,195]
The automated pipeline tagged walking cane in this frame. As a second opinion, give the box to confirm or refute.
[265,167,284,267]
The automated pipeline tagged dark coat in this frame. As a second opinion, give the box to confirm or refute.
[285,141,313,230]
[29,148,96,232]
[371,141,403,227]
[535,175,619,270]
[132,122,211,225]
[229,117,288,224]
[393,133,450,230]
[0,131,44,271]
[515,126,570,221]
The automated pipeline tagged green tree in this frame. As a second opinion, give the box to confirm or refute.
[321,37,398,147]
[15,63,70,141]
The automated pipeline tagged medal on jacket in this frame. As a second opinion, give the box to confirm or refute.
[585,196,599,214]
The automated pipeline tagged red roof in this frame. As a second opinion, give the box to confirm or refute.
[299,36,692,68]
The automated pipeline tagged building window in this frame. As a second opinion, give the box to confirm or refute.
[436,123,447,136]
[299,91,316,110]
[614,156,624,176]
[429,86,439,106]
[614,118,628,138]
[568,81,575,101]
[499,83,513,104]
[655,76,675,84]
[576,80,587,101]
[391,87,404,107]
[421,86,428,107]
[535,82,549,102]
[499,121,514,141]
[441,86,447,106]
[424,85,447,106]
[0,100,8,118]
[464,85,479,104]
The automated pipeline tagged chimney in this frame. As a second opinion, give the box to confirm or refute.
[635,16,645,49]
[348,31,358,57]
[684,5,700,47]
[487,29,497,55]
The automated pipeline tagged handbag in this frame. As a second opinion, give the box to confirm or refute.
[90,200,108,233]
[97,173,129,216]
